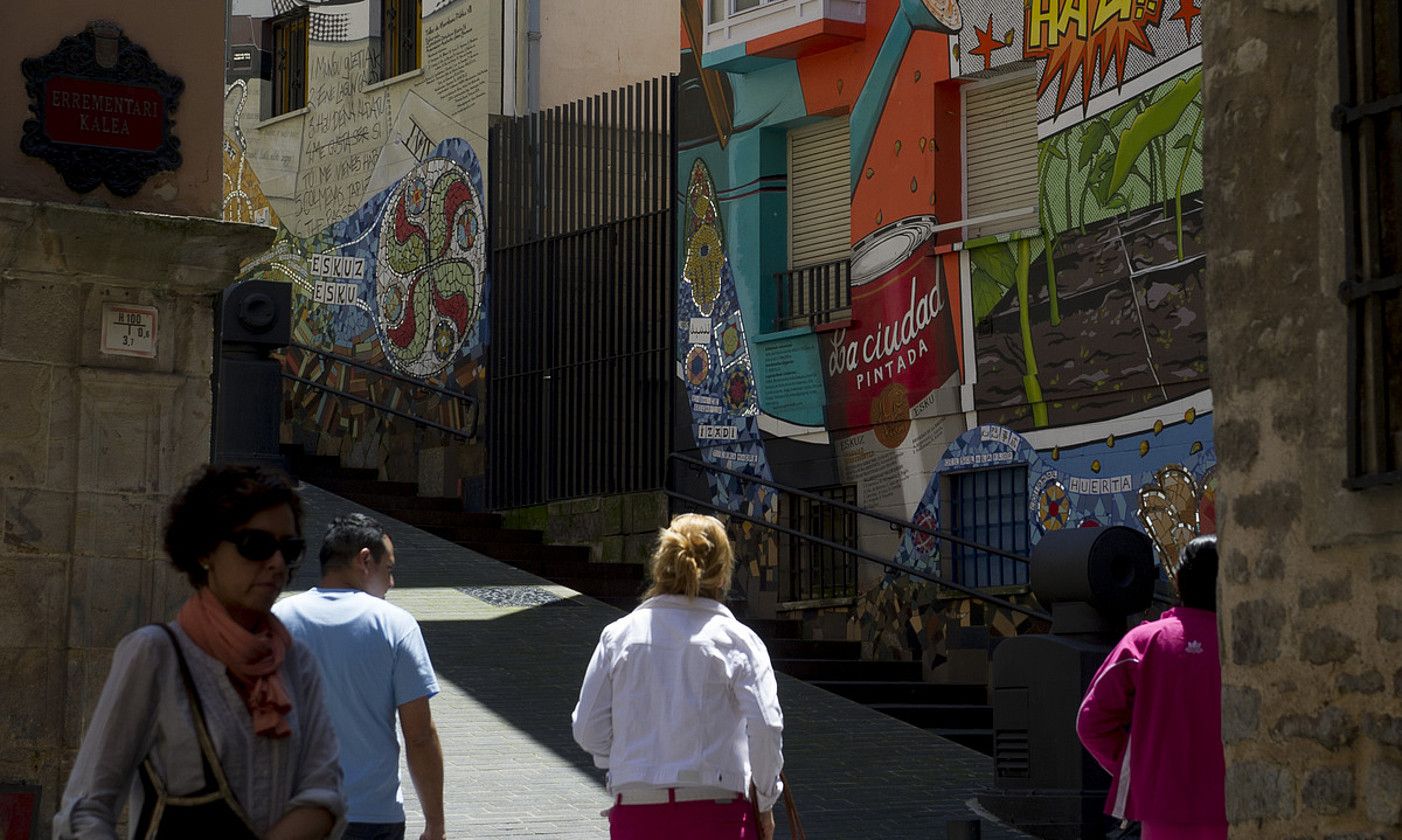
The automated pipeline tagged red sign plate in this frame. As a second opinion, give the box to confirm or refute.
[42,76,165,152]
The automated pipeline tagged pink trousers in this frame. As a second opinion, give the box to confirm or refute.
[609,795,757,839]
[1140,822,1229,840]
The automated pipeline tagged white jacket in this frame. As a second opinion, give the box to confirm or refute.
[571,595,785,811]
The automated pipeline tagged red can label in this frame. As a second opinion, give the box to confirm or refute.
[822,237,959,446]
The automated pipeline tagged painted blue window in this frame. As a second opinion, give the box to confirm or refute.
[948,466,1029,588]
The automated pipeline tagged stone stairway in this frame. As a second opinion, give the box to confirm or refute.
[285,448,992,755]
[746,617,994,756]
[284,448,646,608]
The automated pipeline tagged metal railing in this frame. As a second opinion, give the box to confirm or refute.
[774,257,850,329]
[782,485,859,601]
[668,453,1052,622]
[279,342,479,441]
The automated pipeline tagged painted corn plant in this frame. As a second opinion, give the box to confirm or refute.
[971,236,1050,427]
[1036,67,1205,246]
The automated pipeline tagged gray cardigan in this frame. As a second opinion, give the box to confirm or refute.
[54,622,346,839]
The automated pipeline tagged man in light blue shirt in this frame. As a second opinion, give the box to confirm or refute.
[275,513,444,840]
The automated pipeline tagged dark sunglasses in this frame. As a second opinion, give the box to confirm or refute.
[227,530,306,566]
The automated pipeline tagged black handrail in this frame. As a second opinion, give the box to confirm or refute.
[670,453,1027,563]
[665,487,1052,622]
[282,373,474,440]
[671,452,1175,609]
[280,343,479,440]
[290,342,476,408]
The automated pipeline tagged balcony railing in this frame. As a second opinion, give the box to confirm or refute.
[774,257,850,330]
[703,0,865,68]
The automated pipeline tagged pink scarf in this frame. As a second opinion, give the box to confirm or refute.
[177,587,294,738]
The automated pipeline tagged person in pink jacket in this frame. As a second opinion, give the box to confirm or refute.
[1076,534,1227,840]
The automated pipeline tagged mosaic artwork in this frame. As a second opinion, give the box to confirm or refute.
[235,139,486,451]
[374,157,485,378]
[676,158,780,585]
[455,585,575,608]
[223,0,491,474]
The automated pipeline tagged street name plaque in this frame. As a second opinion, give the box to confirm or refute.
[20,21,184,196]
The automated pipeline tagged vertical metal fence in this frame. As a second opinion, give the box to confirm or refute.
[487,76,676,509]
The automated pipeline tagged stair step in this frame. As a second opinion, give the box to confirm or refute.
[593,595,641,611]
[292,463,379,483]
[771,658,922,682]
[339,492,464,512]
[283,448,379,482]
[318,478,419,496]
[509,559,645,581]
[423,524,542,544]
[743,618,804,640]
[763,638,861,660]
[931,728,994,756]
[382,508,509,528]
[811,680,987,706]
[459,543,591,563]
[866,703,993,730]
[426,525,542,544]
[376,510,505,529]
[547,575,647,597]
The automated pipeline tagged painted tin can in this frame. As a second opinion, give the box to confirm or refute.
[823,216,960,447]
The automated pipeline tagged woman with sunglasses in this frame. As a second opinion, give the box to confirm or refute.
[55,465,345,839]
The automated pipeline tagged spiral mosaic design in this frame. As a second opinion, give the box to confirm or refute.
[375,158,485,378]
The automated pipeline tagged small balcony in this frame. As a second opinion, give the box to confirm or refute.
[703,0,865,72]
[774,258,851,330]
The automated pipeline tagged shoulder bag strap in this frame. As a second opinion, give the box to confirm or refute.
[779,771,805,840]
[151,623,260,834]
[749,772,806,840]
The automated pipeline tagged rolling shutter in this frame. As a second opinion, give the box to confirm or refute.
[789,116,851,268]
[964,72,1038,236]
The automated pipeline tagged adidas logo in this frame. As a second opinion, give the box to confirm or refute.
[1186,640,1204,654]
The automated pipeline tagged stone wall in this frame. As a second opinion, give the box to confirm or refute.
[503,491,669,566]
[0,199,272,830]
[1204,3,1402,836]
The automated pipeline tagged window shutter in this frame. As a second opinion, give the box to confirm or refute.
[964,73,1039,236]
[789,116,851,268]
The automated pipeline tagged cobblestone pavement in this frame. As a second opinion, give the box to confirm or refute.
[292,484,1034,839]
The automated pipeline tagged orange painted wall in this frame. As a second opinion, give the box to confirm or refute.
[790,1,963,245]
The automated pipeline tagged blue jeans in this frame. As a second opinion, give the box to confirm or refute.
[344,823,406,840]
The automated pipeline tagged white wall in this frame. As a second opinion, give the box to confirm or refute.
[536,0,679,108]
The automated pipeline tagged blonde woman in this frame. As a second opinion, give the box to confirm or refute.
[572,513,784,840]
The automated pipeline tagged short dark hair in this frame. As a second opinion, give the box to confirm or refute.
[164,464,303,588]
[1176,534,1219,612]
[319,513,388,574]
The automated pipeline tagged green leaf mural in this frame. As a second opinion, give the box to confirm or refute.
[1106,73,1202,197]
[1042,68,1205,238]
[1078,121,1109,168]
[972,241,1017,323]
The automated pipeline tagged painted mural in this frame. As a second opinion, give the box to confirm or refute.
[223,0,491,481]
[678,158,782,585]
[677,0,1212,667]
